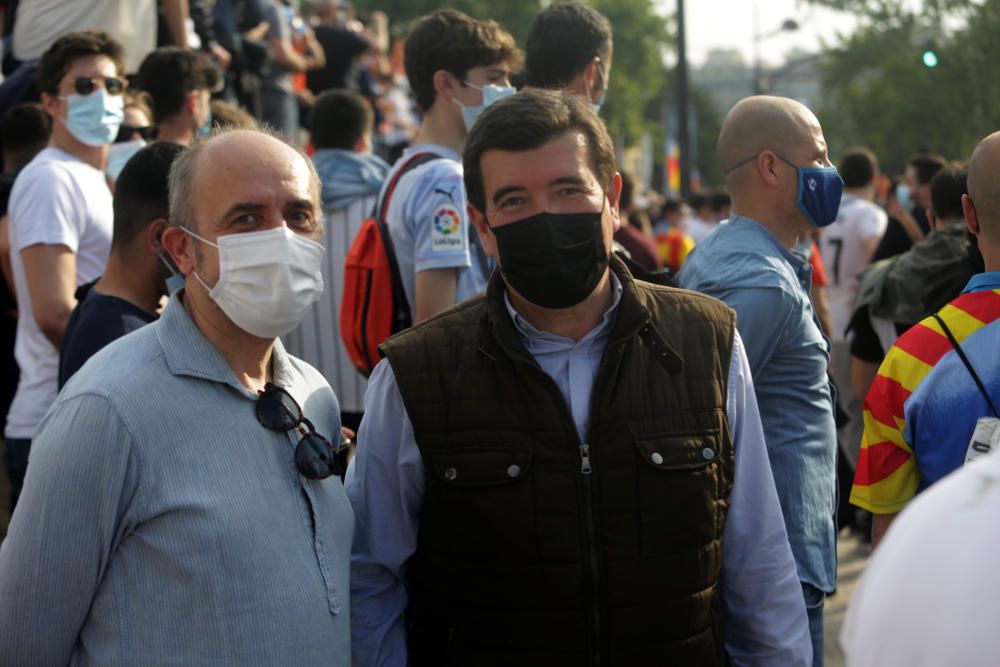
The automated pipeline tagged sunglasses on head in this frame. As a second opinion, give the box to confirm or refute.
[115,124,156,143]
[256,382,341,481]
[71,76,125,96]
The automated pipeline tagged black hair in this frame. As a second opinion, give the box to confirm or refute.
[524,2,612,88]
[310,90,373,150]
[840,148,877,188]
[404,10,520,112]
[464,89,615,213]
[37,30,125,95]
[112,141,185,251]
[929,166,967,221]
[909,153,948,186]
[136,47,218,123]
[0,103,50,162]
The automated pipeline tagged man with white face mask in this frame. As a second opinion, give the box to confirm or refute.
[3,30,123,510]
[0,128,354,665]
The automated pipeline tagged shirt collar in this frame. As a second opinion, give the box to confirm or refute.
[155,290,295,398]
[503,271,624,349]
[962,271,1000,294]
[404,143,460,162]
[728,213,811,271]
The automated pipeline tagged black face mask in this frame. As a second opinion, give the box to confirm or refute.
[490,208,609,309]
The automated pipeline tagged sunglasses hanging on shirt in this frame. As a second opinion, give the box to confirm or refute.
[256,382,342,481]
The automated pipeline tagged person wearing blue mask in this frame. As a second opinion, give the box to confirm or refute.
[678,95,843,667]
[377,10,520,325]
[136,47,219,148]
[524,1,612,112]
[3,30,124,512]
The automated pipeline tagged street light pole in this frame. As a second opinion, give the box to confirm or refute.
[676,0,691,198]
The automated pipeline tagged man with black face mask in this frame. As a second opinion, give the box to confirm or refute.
[58,141,184,387]
[346,89,810,666]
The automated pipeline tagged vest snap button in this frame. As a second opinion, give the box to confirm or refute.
[507,464,521,478]
[702,448,715,460]
[444,467,457,480]
[650,452,664,465]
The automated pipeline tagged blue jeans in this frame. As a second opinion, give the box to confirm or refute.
[2,437,30,512]
[261,87,298,140]
[802,582,825,667]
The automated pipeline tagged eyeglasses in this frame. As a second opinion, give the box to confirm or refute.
[115,124,156,143]
[70,76,126,96]
[256,382,341,480]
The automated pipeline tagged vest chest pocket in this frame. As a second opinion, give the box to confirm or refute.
[421,444,538,562]
[633,431,721,557]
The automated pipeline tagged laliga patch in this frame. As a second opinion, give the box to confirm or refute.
[431,205,464,252]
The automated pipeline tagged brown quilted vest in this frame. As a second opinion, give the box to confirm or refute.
[382,257,736,666]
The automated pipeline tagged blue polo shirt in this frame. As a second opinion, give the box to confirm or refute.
[678,214,837,592]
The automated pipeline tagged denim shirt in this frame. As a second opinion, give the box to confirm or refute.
[0,293,354,665]
[679,214,837,592]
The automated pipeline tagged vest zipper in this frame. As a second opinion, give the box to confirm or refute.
[580,452,602,666]
[580,443,593,474]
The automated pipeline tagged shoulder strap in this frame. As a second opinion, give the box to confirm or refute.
[375,152,442,224]
[932,313,999,418]
[376,151,443,332]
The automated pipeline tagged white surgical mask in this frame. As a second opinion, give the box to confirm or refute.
[454,81,516,132]
[183,226,325,338]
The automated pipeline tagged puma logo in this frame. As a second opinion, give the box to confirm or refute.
[434,186,458,202]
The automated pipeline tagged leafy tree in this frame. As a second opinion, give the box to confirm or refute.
[806,0,999,171]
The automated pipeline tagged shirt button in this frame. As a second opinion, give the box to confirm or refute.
[444,467,457,481]
[702,448,715,461]
[507,464,521,478]
[650,452,664,465]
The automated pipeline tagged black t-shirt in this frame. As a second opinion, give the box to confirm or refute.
[872,207,931,262]
[306,25,370,93]
[58,281,157,388]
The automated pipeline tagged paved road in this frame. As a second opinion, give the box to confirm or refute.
[825,529,870,666]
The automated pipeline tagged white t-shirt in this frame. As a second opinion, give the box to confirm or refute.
[13,0,157,74]
[841,445,1000,666]
[6,147,113,438]
[285,195,378,414]
[382,144,490,316]
[819,195,887,341]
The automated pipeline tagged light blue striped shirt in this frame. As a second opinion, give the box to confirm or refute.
[0,292,354,666]
[347,274,811,666]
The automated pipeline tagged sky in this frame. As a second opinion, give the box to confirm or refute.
[656,0,863,68]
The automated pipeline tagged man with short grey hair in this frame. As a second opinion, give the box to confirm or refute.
[0,128,353,665]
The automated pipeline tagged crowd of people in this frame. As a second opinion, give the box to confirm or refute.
[0,1,996,666]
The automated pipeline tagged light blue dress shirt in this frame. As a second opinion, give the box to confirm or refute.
[0,293,354,666]
[678,214,838,593]
[347,274,812,666]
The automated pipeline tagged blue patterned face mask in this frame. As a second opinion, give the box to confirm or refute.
[61,89,124,147]
[775,153,844,228]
